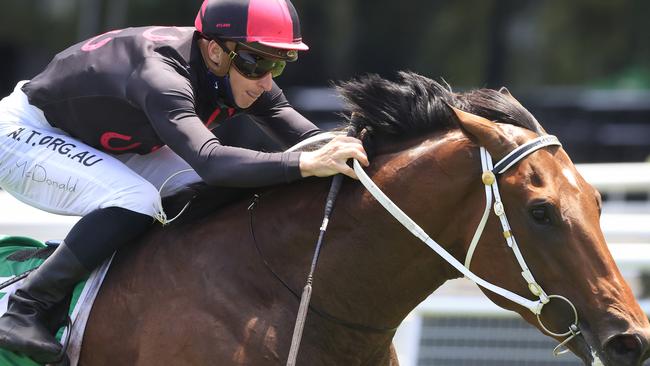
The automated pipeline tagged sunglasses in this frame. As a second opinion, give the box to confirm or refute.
[231,48,286,79]
[213,39,286,79]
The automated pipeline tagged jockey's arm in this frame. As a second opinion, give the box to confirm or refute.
[247,83,369,180]
[131,59,368,186]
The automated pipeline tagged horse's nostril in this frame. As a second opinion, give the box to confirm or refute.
[603,334,645,365]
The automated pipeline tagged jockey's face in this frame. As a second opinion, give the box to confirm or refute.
[201,39,274,109]
[228,60,273,109]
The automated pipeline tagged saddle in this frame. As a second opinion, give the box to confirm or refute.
[0,236,105,366]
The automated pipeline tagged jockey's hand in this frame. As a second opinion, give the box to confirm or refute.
[299,136,369,180]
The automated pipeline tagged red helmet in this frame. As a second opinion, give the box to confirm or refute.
[195,0,309,52]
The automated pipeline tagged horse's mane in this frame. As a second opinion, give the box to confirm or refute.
[339,71,544,139]
[162,71,545,224]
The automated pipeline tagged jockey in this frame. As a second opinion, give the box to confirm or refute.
[0,0,368,362]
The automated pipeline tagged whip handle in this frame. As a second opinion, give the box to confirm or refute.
[286,283,313,366]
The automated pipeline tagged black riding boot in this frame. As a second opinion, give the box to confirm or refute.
[0,207,153,363]
[0,243,87,363]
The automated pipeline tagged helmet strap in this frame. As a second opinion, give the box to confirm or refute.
[212,38,237,59]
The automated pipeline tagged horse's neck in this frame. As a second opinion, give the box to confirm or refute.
[257,131,481,330]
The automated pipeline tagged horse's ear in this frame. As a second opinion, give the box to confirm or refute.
[498,86,527,108]
[497,87,548,134]
[451,106,516,160]
[498,86,512,96]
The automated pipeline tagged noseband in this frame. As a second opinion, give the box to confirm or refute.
[353,134,582,355]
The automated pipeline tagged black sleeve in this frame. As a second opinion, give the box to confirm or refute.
[245,82,322,149]
[127,58,303,187]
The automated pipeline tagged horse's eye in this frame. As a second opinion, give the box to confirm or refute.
[530,206,551,225]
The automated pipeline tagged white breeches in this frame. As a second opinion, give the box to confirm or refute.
[0,81,202,219]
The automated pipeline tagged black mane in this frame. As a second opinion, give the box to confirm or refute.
[338,71,544,138]
[163,71,545,223]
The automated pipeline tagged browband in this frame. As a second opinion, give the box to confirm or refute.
[492,135,562,174]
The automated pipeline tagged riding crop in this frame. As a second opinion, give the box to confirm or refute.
[285,124,359,366]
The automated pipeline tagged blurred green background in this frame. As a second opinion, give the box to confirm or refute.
[2,0,649,90]
[1,0,649,162]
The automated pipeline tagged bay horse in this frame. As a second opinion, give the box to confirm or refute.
[78,72,650,365]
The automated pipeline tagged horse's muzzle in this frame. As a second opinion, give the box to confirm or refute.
[601,332,650,366]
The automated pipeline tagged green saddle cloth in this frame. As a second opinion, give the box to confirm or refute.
[0,235,86,366]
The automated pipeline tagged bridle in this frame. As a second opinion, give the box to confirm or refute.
[352,134,582,355]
